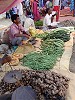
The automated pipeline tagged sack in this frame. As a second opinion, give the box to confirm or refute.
[2,28,10,44]
[0,44,9,53]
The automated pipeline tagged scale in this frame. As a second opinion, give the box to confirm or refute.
[3,70,22,83]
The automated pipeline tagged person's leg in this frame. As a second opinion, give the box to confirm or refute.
[6,12,9,19]
[7,13,10,19]
[11,37,22,46]
[8,13,10,19]
[6,13,10,19]
[22,36,28,41]
[53,6,60,22]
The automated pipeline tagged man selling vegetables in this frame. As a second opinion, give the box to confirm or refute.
[9,14,30,46]
[43,8,57,29]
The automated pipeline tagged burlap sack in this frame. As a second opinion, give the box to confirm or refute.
[2,27,10,44]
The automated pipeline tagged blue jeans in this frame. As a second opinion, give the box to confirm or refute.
[11,37,27,46]
[39,0,43,7]
[6,12,10,19]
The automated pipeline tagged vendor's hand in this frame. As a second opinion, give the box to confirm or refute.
[22,40,27,45]
[22,37,32,45]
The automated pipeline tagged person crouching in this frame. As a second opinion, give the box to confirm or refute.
[9,14,30,46]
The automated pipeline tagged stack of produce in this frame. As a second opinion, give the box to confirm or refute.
[12,53,23,60]
[35,20,43,29]
[36,29,44,34]
[35,20,43,26]
[29,27,44,37]
[41,39,64,56]
[42,29,70,42]
[58,20,75,27]
[21,29,70,70]
[9,53,24,66]
[35,32,48,39]
[29,27,36,37]
[0,70,70,100]
[22,39,64,70]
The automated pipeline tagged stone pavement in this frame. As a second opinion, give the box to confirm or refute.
[0,18,12,27]
[59,16,75,22]
[69,43,75,73]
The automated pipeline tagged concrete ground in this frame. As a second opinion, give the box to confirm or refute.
[69,38,75,73]
[0,18,12,27]
[59,16,75,22]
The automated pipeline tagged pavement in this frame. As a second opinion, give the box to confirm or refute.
[0,18,12,27]
[59,16,75,22]
[69,36,75,73]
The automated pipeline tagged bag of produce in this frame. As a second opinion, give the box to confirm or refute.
[29,27,36,37]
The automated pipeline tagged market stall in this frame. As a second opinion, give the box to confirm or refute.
[1,0,75,100]
[0,19,72,99]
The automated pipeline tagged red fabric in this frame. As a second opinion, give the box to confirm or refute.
[0,0,23,14]
[33,1,40,21]
[53,6,60,22]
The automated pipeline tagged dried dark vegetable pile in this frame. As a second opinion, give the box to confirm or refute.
[58,19,75,27]
[0,70,70,100]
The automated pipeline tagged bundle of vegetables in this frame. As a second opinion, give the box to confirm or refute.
[43,29,70,42]
[29,27,36,37]
[29,27,44,37]
[35,20,43,26]
[35,32,48,39]
[36,29,70,42]
[22,52,57,70]
[41,39,64,56]
[21,39,64,70]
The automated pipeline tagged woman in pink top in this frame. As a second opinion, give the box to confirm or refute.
[32,0,40,21]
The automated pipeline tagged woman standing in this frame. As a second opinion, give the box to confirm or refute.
[53,0,60,22]
[32,0,40,21]
[30,0,34,7]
